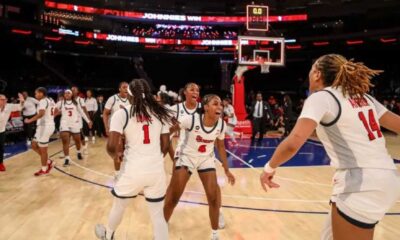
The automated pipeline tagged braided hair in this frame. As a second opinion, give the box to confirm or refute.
[128,79,172,124]
[315,54,383,98]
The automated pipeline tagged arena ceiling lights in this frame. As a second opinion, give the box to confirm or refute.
[44,1,307,24]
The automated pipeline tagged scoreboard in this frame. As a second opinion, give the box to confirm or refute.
[246,5,269,31]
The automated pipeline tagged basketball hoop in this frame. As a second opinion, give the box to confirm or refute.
[258,59,270,74]
[260,64,270,74]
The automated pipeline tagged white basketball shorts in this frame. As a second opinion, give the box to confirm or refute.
[33,125,55,147]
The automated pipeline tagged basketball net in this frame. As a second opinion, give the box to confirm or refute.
[258,58,270,74]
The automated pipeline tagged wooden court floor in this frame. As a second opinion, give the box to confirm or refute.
[1,134,400,240]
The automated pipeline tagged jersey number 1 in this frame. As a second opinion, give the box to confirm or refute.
[142,125,150,144]
[358,109,382,141]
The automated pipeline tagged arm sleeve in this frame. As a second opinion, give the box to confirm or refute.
[109,109,127,134]
[104,96,113,110]
[298,92,332,124]
[37,99,47,111]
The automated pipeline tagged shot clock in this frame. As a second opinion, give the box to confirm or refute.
[246,5,269,31]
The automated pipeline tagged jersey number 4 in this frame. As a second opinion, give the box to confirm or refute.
[142,125,150,144]
[358,109,382,141]
[198,145,206,153]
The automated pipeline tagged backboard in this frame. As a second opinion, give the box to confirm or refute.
[238,36,285,67]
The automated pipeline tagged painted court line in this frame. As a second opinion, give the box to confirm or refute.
[226,149,332,187]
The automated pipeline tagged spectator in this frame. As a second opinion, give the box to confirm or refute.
[22,91,39,145]
[295,98,305,115]
[54,92,64,132]
[389,99,398,113]
[84,89,98,143]
[283,95,295,136]
[94,95,106,137]
[247,92,274,146]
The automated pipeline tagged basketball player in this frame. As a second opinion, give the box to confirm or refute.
[260,54,400,240]
[168,83,228,229]
[168,82,201,163]
[102,82,130,175]
[84,89,97,143]
[54,89,92,166]
[24,87,56,176]
[222,97,238,145]
[71,86,91,154]
[95,79,172,240]
[164,94,236,240]
[0,93,24,172]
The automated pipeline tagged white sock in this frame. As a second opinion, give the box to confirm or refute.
[107,197,130,239]
[41,166,47,171]
[320,210,333,240]
[147,200,168,240]
[212,229,218,235]
[77,150,81,154]
[65,156,71,160]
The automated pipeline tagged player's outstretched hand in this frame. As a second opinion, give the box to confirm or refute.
[225,169,236,185]
[260,171,280,192]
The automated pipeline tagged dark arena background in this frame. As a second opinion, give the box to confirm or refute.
[1,1,400,240]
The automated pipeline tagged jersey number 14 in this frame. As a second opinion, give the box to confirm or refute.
[358,109,382,141]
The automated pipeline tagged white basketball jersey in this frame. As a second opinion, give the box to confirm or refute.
[176,113,225,158]
[109,105,170,173]
[171,102,201,153]
[56,100,87,125]
[36,98,55,126]
[105,94,130,117]
[223,104,237,125]
[314,88,395,170]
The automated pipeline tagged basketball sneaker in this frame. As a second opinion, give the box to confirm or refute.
[77,152,83,160]
[0,163,6,172]
[34,169,48,176]
[84,136,89,142]
[63,159,70,167]
[218,210,225,229]
[211,232,219,240]
[95,224,114,240]
[92,136,96,143]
